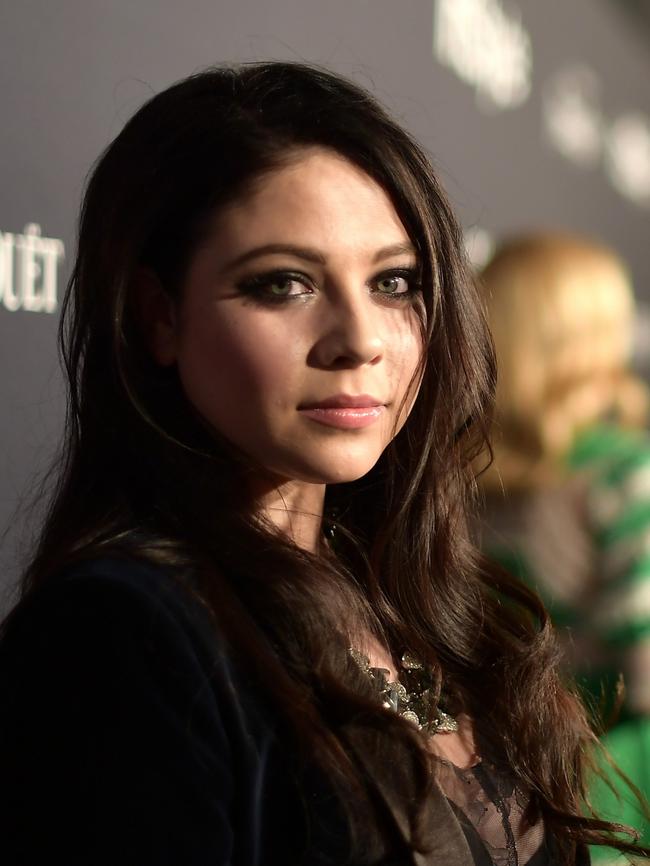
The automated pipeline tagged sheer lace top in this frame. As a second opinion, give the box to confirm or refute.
[434,756,554,866]
[349,641,558,864]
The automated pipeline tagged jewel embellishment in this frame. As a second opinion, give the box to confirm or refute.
[349,648,458,735]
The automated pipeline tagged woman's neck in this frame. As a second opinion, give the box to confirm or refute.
[251,477,327,552]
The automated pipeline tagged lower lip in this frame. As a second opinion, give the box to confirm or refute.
[298,406,385,429]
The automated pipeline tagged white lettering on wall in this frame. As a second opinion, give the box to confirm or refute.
[0,224,64,314]
[542,65,603,168]
[433,0,532,112]
[604,114,650,208]
[543,64,650,211]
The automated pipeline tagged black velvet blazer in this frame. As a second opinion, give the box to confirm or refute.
[0,558,587,865]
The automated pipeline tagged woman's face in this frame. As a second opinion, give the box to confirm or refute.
[156,147,424,485]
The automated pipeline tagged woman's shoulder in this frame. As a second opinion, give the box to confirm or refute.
[0,555,350,865]
[11,553,202,613]
[0,555,293,865]
[0,554,264,744]
[1,555,214,667]
[0,553,282,796]
[2,556,195,685]
[5,552,211,631]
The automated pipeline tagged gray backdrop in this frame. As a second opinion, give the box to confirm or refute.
[1,0,649,603]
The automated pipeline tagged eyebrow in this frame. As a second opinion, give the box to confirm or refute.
[220,241,417,273]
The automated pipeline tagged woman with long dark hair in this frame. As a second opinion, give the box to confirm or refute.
[0,63,640,865]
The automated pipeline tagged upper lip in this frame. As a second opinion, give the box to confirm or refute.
[299,394,384,409]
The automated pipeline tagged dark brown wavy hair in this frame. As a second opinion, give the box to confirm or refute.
[15,63,645,862]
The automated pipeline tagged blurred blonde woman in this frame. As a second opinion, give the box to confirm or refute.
[477,232,650,720]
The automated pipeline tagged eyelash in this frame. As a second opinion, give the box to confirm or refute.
[236,267,422,305]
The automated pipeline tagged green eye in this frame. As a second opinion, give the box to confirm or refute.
[376,274,410,294]
[268,278,294,296]
[372,267,420,299]
[237,271,313,303]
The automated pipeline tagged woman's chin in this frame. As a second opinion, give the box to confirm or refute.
[262,452,384,487]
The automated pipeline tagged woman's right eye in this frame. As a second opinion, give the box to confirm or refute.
[237,271,313,302]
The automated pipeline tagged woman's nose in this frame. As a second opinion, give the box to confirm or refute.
[307,288,385,369]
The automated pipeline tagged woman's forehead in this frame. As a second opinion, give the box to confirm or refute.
[194,148,414,267]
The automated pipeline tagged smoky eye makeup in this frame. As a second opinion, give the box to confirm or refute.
[234,263,423,306]
[370,266,422,299]
[235,269,315,303]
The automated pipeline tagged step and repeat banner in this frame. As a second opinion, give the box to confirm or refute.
[1,0,649,599]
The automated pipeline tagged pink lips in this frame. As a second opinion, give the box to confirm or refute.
[298,395,385,429]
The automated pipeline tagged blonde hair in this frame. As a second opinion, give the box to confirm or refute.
[479,232,648,489]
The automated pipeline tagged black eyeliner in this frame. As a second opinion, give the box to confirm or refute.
[235,269,313,304]
[371,265,422,299]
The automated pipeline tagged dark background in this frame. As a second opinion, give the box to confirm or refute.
[1,0,649,603]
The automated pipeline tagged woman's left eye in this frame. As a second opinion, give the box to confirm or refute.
[373,270,418,297]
